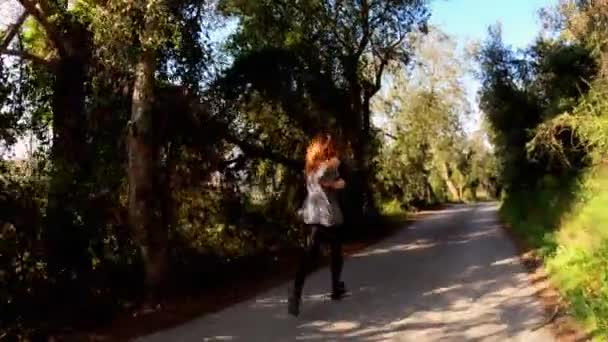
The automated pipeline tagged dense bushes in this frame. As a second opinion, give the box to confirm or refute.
[501,167,608,339]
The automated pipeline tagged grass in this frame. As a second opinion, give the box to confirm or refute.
[500,166,608,340]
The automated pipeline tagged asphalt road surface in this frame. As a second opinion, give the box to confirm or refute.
[138,203,556,341]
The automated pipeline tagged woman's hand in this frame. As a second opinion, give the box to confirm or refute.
[321,178,346,190]
[326,157,340,168]
[333,178,346,189]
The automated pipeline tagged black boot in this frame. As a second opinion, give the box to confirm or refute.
[331,281,347,300]
[288,287,301,316]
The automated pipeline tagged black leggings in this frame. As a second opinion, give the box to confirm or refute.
[293,224,343,298]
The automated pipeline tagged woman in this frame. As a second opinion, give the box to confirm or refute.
[289,133,347,316]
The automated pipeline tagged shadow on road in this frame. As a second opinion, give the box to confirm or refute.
[141,203,552,341]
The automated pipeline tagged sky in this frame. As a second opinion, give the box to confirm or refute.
[430,0,554,49]
[428,0,556,133]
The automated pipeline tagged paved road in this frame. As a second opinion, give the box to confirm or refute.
[138,203,556,341]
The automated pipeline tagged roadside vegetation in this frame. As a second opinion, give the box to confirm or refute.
[478,1,608,338]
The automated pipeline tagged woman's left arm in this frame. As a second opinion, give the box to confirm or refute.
[319,162,346,189]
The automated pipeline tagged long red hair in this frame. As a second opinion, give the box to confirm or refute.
[305,133,337,175]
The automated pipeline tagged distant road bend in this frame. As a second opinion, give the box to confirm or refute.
[139,203,556,342]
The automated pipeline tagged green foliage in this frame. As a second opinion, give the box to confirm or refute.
[501,168,608,340]
[477,26,544,188]
[0,161,47,333]
[219,0,430,144]
[375,29,498,208]
[529,80,608,167]
[380,198,408,216]
[0,59,21,149]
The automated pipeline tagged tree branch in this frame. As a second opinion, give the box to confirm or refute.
[220,154,249,171]
[16,0,66,56]
[320,0,352,50]
[354,0,370,58]
[384,131,397,140]
[34,0,54,18]
[0,10,28,52]
[223,134,303,171]
[1,49,54,68]
[370,35,405,95]
[372,57,388,94]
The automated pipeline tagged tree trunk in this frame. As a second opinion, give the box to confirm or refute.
[360,94,378,215]
[441,162,461,202]
[346,69,379,222]
[160,143,177,235]
[470,186,478,201]
[445,180,460,202]
[362,94,371,141]
[424,178,435,205]
[128,46,168,293]
[343,71,366,225]
[46,43,90,279]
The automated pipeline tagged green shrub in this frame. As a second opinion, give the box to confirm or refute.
[380,199,408,216]
[501,167,608,339]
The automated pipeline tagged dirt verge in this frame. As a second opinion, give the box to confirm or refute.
[501,222,589,342]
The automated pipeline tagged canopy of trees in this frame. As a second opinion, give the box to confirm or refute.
[376,29,498,208]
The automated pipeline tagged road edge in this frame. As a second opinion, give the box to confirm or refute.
[500,220,590,342]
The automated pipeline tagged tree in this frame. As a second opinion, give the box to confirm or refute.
[1,0,96,279]
[374,28,477,205]
[1,0,218,293]
[477,25,545,189]
[87,0,218,292]
[126,0,170,293]
[477,23,597,189]
[219,0,430,217]
[543,0,608,78]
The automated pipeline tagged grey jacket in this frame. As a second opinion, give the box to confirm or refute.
[299,163,344,227]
